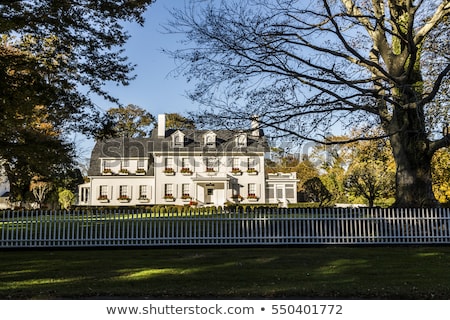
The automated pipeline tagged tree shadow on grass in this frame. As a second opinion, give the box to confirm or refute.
[0,247,450,299]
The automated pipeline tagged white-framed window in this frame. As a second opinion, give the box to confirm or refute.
[102,160,112,170]
[172,131,185,147]
[119,185,128,197]
[100,185,108,196]
[182,184,190,196]
[164,184,173,196]
[81,187,90,202]
[174,135,183,147]
[276,184,284,198]
[236,133,247,147]
[165,157,173,168]
[181,158,189,169]
[204,131,216,147]
[248,183,256,195]
[248,157,256,169]
[286,184,295,198]
[205,157,218,171]
[206,135,214,146]
[139,185,148,199]
[99,185,109,199]
[267,185,275,198]
[122,160,129,168]
[232,158,240,169]
[137,159,145,169]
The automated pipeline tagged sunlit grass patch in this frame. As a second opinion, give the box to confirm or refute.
[114,267,199,280]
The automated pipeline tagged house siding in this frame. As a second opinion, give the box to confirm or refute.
[78,114,297,207]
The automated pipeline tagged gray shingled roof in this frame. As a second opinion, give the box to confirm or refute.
[88,129,269,175]
[88,137,152,175]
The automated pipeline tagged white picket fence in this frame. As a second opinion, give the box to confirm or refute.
[1,207,449,248]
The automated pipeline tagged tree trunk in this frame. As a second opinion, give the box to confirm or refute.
[368,198,374,208]
[393,150,436,207]
[387,108,439,207]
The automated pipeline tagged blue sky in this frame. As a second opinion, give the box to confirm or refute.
[91,0,198,116]
[76,1,198,160]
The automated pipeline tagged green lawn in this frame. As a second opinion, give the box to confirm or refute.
[1,246,450,299]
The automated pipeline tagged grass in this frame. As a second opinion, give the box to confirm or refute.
[1,246,450,299]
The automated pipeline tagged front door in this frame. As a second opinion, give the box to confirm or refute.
[276,184,287,207]
[206,188,214,204]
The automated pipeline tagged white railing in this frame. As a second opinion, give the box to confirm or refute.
[1,207,449,248]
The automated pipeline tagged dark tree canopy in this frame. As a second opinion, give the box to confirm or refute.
[0,0,154,201]
[1,0,154,109]
[167,0,450,206]
[106,104,155,138]
[165,113,197,130]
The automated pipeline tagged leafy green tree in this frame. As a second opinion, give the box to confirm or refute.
[58,188,75,210]
[345,160,395,207]
[1,1,153,105]
[344,132,396,207]
[168,0,450,207]
[0,1,154,200]
[106,104,155,138]
[303,177,333,207]
[320,163,347,204]
[0,44,75,202]
[432,148,450,205]
[165,113,196,130]
[312,138,349,203]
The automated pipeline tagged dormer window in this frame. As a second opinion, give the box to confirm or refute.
[172,130,185,148]
[236,133,247,147]
[204,131,216,147]
[174,135,182,147]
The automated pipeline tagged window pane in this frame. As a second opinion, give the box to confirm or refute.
[120,185,128,196]
[248,158,256,168]
[276,186,283,198]
[100,185,108,196]
[286,188,295,198]
[103,160,111,169]
[164,184,173,195]
[165,158,173,168]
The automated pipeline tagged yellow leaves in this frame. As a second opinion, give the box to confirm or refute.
[13,104,59,137]
[30,105,59,137]
[432,148,450,204]
[29,175,51,191]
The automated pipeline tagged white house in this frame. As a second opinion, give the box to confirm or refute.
[78,114,297,207]
[0,166,11,209]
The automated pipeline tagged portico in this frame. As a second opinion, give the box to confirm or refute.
[191,174,230,206]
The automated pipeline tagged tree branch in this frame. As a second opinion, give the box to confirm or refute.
[420,63,450,106]
[429,134,450,156]
[414,1,450,45]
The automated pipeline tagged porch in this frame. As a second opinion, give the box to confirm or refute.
[191,173,231,206]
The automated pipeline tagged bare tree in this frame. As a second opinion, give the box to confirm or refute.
[167,0,450,207]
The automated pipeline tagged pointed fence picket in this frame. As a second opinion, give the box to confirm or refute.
[0,207,449,248]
